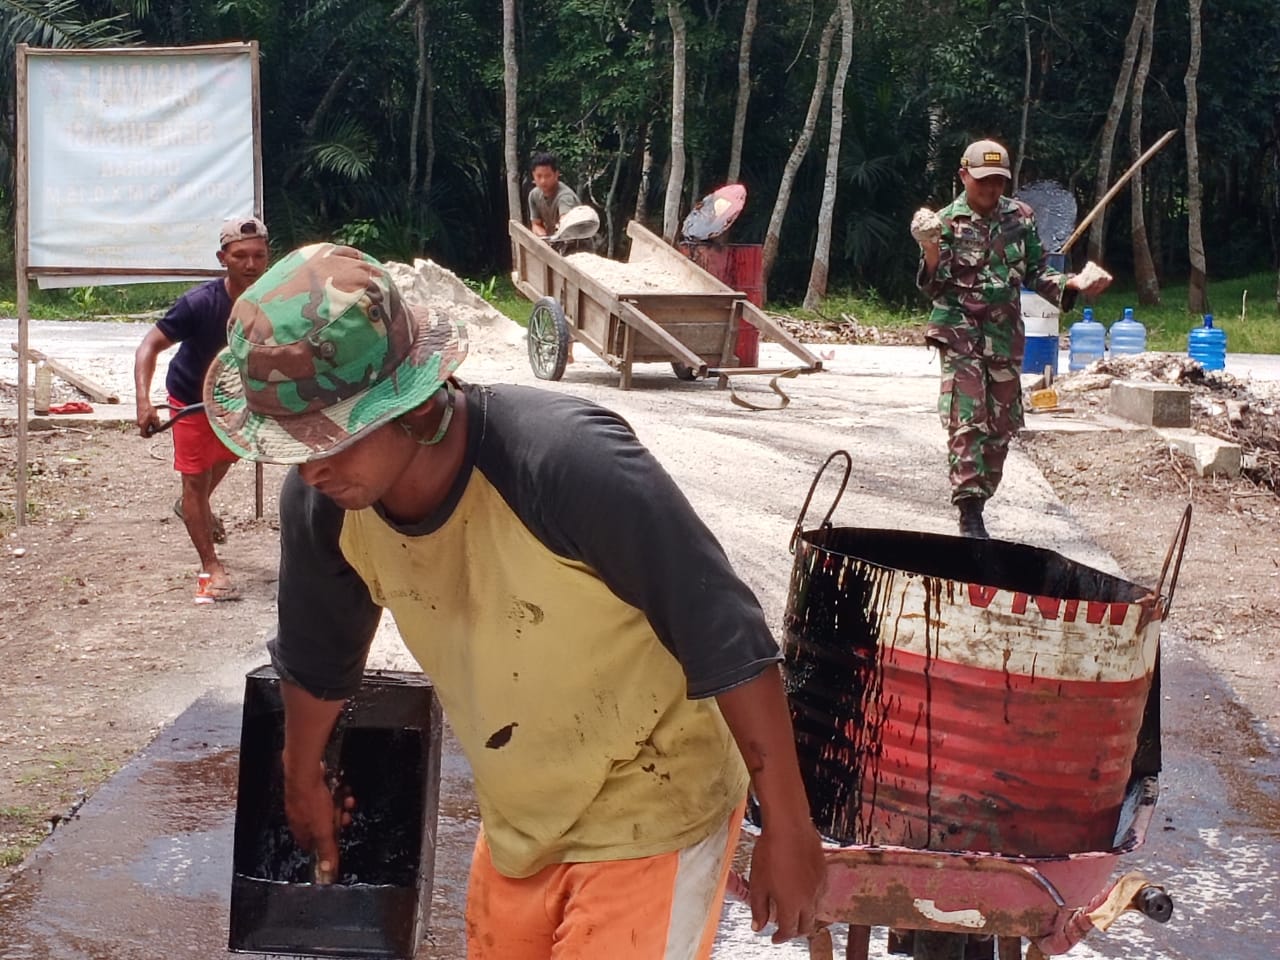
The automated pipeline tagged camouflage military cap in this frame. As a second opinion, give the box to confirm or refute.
[203,242,468,464]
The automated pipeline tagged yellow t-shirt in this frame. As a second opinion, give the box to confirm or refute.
[271,383,780,877]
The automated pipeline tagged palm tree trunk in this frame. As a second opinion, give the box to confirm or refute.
[662,0,688,244]
[1013,0,1032,193]
[1129,0,1159,304]
[1185,0,1208,312]
[762,7,840,291]
[803,0,853,310]
[408,0,426,193]
[634,124,655,224]
[1087,0,1151,263]
[726,0,759,184]
[503,0,522,224]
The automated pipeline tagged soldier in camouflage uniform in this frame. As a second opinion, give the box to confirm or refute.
[914,140,1111,538]
[203,243,825,958]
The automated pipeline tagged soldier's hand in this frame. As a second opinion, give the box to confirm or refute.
[1068,260,1113,297]
[910,207,942,245]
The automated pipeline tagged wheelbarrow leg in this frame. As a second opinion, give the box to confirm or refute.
[846,924,871,960]
[996,937,1022,960]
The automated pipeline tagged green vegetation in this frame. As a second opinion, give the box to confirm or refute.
[0,1,1276,304]
[775,270,1280,354]
[1088,272,1279,354]
[0,281,191,322]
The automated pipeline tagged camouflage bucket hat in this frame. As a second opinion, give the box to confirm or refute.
[203,242,468,464]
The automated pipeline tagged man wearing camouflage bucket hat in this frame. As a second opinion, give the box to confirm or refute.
[912,139,1111,538]
[206,242,825,957]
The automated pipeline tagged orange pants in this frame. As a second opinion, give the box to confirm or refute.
[466,801,745,960]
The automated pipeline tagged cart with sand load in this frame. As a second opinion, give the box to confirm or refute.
[508,215,823,389]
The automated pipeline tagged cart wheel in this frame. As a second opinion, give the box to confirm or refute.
[671,362,699,381]
[528,297,570,381]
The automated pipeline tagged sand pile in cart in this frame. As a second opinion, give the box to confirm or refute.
[384,258,526,362]
[564,252,688,292]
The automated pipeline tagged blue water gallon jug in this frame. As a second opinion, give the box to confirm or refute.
[1068,307,1106,371]
[1109,307,1147,356]
[1188,314,1227,371]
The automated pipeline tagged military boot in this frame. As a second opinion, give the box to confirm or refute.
[957,498,989,539]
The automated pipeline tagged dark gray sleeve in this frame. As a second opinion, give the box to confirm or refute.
[268,467,382,700]
[479,387,781,699]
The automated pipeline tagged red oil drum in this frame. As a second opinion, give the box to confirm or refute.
[678,241,763,367]
[782,453,1185,857]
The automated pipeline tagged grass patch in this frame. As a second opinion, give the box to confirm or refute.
[0,845,32,868]
[770,270,1280,353]
[0,280,194,321]
[1087,271,1279,353]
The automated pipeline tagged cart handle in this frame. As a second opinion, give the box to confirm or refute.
[1153,504,1192,619]
[790,450,852,555]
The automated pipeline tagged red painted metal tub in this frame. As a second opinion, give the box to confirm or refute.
[770,452,1185,955]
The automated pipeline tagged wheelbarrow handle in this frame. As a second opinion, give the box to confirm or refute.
[144,402,207,437]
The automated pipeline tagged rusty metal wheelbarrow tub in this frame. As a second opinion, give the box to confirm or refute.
[772,452,1186,955]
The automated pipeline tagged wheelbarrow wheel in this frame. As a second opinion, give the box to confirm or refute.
[671,362,699,381]
[528,296,570,381]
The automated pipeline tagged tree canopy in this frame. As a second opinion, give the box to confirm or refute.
[2,0,1278,303]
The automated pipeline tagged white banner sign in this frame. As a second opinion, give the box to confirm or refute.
[26,47,257,285]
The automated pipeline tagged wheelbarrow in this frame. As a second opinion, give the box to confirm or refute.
[737,451,1186,959]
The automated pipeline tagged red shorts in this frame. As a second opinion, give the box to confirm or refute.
[169,395,239,475]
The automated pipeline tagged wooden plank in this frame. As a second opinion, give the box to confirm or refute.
[624,221,730,293]
[11,343,122,403]
[708,365,824,376]
[622,292,741,311]
[617,302,704,372]
[740,300,824,368]
[28,266,224,277]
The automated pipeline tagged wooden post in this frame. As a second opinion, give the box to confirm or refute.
[14,45,30,528]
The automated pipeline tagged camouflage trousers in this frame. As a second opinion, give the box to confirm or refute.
[937,348,1024,503]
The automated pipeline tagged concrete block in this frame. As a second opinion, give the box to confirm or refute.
[1108,380,1191,427]
[1157,428,1242,478]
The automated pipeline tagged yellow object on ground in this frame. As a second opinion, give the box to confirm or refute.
[1029,387,1059,410]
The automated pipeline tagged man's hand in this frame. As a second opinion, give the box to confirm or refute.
[716,667,827,942]
[282,757,354,884]
[1066,260,1113,297]
[278,681,350,884]
[747,818,827,943]
[136,401,161,438]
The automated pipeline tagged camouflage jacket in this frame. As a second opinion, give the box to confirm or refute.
[917,194,1074,359]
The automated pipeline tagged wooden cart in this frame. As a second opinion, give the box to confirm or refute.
[509,219,823,389]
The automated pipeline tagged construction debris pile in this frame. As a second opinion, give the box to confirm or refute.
[773,312,922,347]
[1056,353,1280,493]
